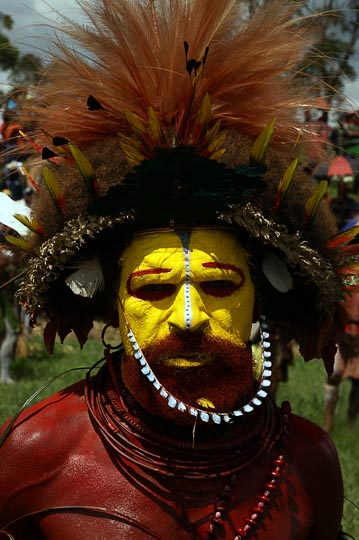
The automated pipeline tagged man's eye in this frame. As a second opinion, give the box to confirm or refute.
[200,280,240,297]
[132,283,176,300]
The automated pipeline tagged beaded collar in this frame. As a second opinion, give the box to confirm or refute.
[85,357,284,480]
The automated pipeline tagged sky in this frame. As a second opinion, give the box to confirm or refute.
[1,0,79,40]
[1,0,82,54]
[1,0,359,108]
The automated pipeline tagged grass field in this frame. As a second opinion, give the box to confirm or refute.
[277,356,359,538]
[0,333,358,537]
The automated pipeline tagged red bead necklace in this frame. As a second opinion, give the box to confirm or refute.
[206,401,291,540]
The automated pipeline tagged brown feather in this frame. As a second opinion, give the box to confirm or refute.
[28,0,322,149]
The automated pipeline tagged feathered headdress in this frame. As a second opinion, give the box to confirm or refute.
[1,0,358,373]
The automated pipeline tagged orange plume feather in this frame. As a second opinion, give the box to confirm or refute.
[29,0,320,151]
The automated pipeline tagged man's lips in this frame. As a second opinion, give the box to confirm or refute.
[159,354,215,368]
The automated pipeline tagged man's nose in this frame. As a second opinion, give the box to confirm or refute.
[168,284,210,332]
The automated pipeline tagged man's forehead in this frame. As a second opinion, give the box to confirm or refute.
[120,228,245,265]
[120,229,247,274]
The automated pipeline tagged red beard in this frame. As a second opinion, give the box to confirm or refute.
[121,333,257,424]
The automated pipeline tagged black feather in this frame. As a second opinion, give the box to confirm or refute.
[53,136,69,146]
[42,147,59,160]
[87,95,104,111]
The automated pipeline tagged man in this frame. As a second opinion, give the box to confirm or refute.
[0,1,356,538]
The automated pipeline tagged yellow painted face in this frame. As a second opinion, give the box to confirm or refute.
[118,229,255,358]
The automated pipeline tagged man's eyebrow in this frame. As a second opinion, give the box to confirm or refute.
[127,268,171,293]
[202,262,244,277]
[129,268,172,279]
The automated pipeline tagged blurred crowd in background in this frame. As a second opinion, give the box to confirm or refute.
[0,89,34,384]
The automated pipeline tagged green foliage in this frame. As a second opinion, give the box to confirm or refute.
[295,0,359,100]
[0,12,17,71]
[0,13,14,31]
[244,0,359,103]
[0,336,101,423]
[0,12,43,84]
[9,52,44,85]
[0,337,358,537]
[0,33,19,71]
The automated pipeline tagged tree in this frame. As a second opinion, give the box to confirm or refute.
[240,1,359,105]
[0,13,14,31]
[8,53,44,86]
[0,14,19,72]
[296,0,359,104]
[0,12,44,86]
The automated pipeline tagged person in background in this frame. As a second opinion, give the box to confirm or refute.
[0,242,20,384]
[323,293,359,432]
[324,192,359,432]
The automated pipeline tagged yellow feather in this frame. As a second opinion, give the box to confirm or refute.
[305,180,328,227]
[339,261,359,273]
[278,158,298,194]
[209,148,226,161]
[67,142,97,197]
[41,130,69,157]
[328,225,359,248]
[197,93,211,127]
[204,120,221,143]
[208,133,226,154]
[13,214,44,235]
[191,63,204,84]
[120,136,145,166]
[42,167,66,212]
[275,157,298,211]
[5,235,32,253]
[148,107,165,144]
[250,118,276,164]
[124,108,146,135]
[21,166,41,193]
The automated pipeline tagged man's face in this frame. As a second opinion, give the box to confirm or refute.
[118,228,256,421]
